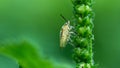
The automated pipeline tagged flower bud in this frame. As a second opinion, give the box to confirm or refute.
[75,5,92,15]
[78,26,92,37]
[76,37,89,48]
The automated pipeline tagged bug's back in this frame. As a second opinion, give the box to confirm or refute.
[60,21,70,48]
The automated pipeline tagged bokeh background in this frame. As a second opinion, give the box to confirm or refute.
[0,0,120,68]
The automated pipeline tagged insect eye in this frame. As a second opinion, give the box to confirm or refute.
[65,23,67,25]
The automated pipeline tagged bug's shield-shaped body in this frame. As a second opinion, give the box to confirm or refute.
[60,21,70,48]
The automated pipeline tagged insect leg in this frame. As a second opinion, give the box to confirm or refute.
[67,35,75,47]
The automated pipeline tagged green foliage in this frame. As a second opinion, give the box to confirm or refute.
[71,0,95,68]
[0,41,66,68]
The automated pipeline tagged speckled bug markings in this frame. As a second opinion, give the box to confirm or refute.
[60,21,71,48]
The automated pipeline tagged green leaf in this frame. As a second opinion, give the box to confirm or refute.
[0,41,54,68]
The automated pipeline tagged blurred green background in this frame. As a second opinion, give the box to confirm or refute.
[0,0,120,68]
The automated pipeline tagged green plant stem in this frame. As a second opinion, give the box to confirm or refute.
[71,0,94,68]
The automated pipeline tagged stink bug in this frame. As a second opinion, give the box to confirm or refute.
[60,15,72,48]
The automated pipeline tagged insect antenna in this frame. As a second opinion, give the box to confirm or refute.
[60,14,68,22]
